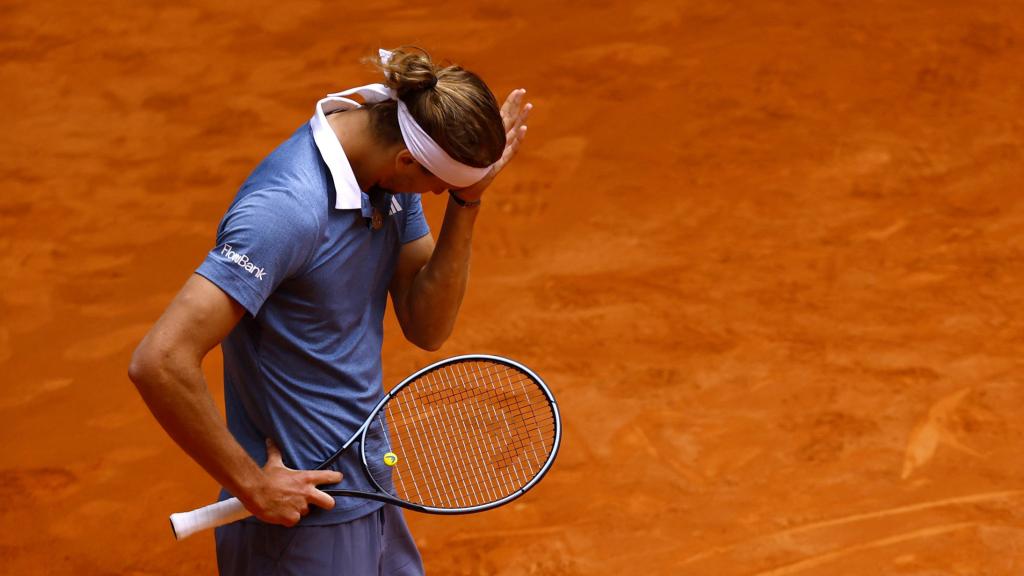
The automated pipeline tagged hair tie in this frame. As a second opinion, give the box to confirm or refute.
[424,76,438,90]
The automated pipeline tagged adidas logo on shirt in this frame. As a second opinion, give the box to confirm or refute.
[389,196,402,216]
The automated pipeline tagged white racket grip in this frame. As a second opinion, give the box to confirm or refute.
[170,497,251,541]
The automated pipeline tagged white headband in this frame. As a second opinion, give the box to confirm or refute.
[318,49,493,188]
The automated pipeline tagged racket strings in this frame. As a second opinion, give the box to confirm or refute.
[370,361,556,509]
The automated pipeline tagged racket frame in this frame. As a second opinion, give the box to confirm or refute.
[318,354,562,514]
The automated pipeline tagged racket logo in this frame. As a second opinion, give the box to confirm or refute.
[383,452,399,466]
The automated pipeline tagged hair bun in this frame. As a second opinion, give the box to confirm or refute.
[375,46,438,99]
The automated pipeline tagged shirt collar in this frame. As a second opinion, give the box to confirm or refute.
[310,95,364,210]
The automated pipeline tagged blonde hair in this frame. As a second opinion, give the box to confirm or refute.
[366,47,505,169]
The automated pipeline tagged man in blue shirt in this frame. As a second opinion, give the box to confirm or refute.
[129,48,531,574]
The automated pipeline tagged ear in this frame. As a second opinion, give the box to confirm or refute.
[394,149,417,170]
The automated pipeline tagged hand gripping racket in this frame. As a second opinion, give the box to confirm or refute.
[170,355,561,540]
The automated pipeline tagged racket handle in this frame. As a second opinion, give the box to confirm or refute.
[170,497,251,540]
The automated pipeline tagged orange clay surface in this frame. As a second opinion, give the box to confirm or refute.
[3,1,1024,574]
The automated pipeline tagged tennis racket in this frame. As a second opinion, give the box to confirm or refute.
[170,354,561,540]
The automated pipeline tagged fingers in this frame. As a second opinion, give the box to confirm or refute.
[509,126,527,156]
[506,102,531,140]
[309,488,336,511]
[306,469,343,486]
[501,88,529,133]
[259,476,338,525]
[301,470,340,511]
[497,124,528,171]
[493,93,531,174]
[500,88,522,128]
[252,443,345,526]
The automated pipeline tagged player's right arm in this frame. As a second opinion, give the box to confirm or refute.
[128,274,340,526]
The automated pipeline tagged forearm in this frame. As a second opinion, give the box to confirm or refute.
[129,347,263,503]
[404,196,480,349]
[129,274,340,526]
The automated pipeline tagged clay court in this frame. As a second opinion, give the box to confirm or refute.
[3,0,1024,573]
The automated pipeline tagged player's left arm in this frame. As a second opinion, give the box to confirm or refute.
[390,89,531,350]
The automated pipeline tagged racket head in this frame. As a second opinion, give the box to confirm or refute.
[358,355,561,514]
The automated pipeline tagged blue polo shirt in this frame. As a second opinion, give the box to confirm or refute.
[195,105,430,525]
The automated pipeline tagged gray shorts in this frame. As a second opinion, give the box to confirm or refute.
[215,505,423,575]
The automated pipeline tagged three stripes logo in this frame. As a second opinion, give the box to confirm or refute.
[369,194,403,231]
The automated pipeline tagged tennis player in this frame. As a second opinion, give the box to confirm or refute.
[129,47,530,574]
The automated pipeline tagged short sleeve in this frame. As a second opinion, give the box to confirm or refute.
[399,193,430,244]
[196,188,321,316]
